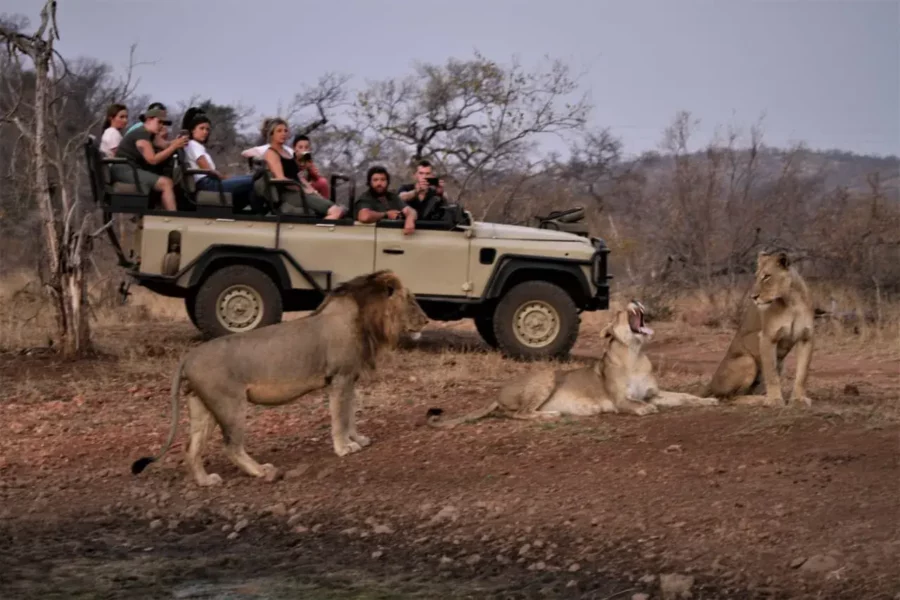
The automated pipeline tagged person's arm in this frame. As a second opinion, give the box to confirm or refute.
[136,135,187,166]
[356,208,385,223]
[264,148,286,179]
[195,155,223,179]
[311,174,330,199]
[397,184,417,202]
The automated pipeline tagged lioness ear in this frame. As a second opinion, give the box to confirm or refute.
[777,252,789,268]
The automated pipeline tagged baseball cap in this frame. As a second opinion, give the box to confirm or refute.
[143,107,173,126]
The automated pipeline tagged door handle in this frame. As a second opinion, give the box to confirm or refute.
[382,248,404,255]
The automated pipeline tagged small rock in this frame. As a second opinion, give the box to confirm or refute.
[266,503,287,518]
[566,579,578,589]
[371,550,383,559]
[790,557,807,569]
[167,520,180,531]
[659,572,694,599]
[632,594,650,600]
[293,525,309,534]
[799,554,839,574]
[315,467,334,481]
[149,519,163,530]
[664,444,683,454]
[221,524,231,532]
[568,562,581,573]
[234,518,249,533]
[428,505,459,526]
[227,532,238,541]
[184,490,199,501]
[465,554,481,565]
[287,513,304,527]
[528,561,547,571]
[341,527,359,536]
[373,524,394,535]
[439,556,453,567]
[519,543,531,555]
[639,574,657,585]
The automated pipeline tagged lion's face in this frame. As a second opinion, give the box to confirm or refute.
[399,289,429,341]
[751,252,792,307]
[604,300,653,346]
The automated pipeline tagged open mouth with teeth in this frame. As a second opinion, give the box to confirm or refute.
[627,302,654,336]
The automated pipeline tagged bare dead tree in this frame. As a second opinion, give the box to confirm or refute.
[284,72,352,136]
[0,1,143,356]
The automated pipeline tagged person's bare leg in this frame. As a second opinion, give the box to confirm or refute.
[155,177,177,211]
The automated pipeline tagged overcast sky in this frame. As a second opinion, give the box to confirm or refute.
[4,0,899,157]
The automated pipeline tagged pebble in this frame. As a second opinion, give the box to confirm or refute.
[148,519,163,530]
[659,573,694,599]
[234,518,249,533]
[799,554,840,574]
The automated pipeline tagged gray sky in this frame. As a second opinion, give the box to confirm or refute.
[5,0,900,157]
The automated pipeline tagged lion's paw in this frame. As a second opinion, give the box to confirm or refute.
[350,433,371,447]
[197,473,223,487]
[634,403,658,416]
[260,463,280,483]
[333,440,363,457]
[699,397,720,406]
[791,395,813,408]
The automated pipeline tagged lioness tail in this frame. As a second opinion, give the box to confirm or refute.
[131,355,188,475]
[425,401,500,429]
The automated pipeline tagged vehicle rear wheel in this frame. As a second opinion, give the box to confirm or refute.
[492,281,579,360]
[193,265,283,338]
[474,312,499,348]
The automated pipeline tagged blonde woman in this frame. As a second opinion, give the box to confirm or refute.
[254,119,345,219]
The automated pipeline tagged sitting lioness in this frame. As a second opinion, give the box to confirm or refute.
[707,250,814,407]
[132,270,429,487]
[426,301,718,428]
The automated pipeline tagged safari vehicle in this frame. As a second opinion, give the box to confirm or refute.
[84,137,611,360]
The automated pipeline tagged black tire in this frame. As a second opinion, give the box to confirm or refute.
[492,280,579,360]
[193,265,283,338]
[474,311,499,348]
[185,291,199,328]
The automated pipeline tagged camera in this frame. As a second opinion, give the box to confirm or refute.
[426,176,440,186]
[299,152,312,162]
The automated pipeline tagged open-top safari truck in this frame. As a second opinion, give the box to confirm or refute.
[84,136,612,360]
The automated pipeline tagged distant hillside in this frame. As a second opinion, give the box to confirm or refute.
[633,146,899,200]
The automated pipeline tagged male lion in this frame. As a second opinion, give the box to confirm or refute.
[707,250,814,407]
[131,270,429,487]
[426,301,718,428]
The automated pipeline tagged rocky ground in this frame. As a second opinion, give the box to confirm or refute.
[1,314,898,599]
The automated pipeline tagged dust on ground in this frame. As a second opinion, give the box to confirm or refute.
[1,312,898,599]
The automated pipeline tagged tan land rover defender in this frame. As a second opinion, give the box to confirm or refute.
[85,137,611,360]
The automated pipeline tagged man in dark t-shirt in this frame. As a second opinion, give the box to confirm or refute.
[355,165,417,235]
[397,159,446,219]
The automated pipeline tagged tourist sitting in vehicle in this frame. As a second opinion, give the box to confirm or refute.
[181,107,255,210]
[109,107,187,211]
[253,118,345,219]
[292,134,330,199]
[125,101,167,136]
[355,165,417,235]
[397,159,448,219]
[99,103,128,157]
[240,117,289,161]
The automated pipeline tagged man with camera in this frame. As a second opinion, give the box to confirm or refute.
[397,159,446,220]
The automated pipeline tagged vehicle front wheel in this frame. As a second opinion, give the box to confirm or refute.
[192,265,283,338]
[492,281,579,360]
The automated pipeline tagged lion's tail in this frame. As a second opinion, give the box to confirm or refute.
[425,401,500,429]
[131,355,188,475]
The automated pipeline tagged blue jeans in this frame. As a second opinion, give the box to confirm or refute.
[196,175,254,211]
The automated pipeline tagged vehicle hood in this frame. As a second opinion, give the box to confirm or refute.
[472,221,592,245]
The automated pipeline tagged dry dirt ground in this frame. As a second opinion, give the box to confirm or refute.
[0,306,898,599]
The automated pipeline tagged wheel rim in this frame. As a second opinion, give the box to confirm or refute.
[512,300,560,348]
[216,285,264,333]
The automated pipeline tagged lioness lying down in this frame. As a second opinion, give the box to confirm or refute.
[426,301,718,428]
[132,270,429,487]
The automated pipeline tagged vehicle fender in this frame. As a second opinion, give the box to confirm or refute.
[186,244,292,290]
